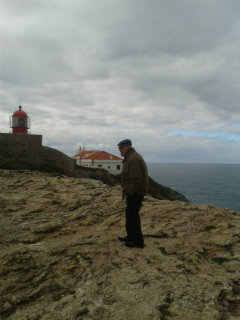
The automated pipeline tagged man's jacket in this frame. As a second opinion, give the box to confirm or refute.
[121,148,149,196]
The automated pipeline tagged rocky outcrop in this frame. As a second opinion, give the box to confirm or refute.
[73,169,188,202]
[148,176,188,202]
[0,170,240,320]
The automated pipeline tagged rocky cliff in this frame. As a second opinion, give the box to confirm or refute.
[73,168,188,203]
[0,170,240,320]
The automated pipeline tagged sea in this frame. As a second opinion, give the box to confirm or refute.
[147,163,240,213]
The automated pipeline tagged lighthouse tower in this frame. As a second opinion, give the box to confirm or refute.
[10,106,30,134]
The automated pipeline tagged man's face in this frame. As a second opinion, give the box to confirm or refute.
[118,145,130,157]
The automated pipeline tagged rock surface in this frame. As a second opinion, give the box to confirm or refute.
[0,169,240,320]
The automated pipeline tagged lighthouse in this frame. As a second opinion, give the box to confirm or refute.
[10,106,30,134]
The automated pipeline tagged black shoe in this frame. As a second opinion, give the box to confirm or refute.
[125,241,144,248]
[118,236,130,242]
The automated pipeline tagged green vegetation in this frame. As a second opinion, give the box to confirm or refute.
[0,156,65,174]
[0,156,39,171]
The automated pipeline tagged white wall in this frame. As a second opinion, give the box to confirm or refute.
[75,158,122,175]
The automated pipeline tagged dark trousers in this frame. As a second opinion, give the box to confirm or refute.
[125,194,144,245]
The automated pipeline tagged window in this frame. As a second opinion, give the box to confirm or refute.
[98,165,102,167]
[11,116,29,128]
[117,165,120,170]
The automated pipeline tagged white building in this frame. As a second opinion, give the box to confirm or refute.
[73,148,123,175]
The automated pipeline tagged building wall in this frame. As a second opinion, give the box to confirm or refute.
[0,133,74,174]
[76,158,122,175]
[0,133,43,166]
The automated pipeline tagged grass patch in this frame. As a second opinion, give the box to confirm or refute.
[0,156,65,174]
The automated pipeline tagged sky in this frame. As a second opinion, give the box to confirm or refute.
[1,0,240,163]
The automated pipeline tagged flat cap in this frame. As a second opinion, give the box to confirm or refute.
[117,139,132,147]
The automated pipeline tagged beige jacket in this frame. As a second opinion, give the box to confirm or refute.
[121,148,149,196]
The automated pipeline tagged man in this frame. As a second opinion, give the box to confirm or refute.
[117,139,149,248]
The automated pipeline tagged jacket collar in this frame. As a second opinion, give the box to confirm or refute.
[123,147,135,162]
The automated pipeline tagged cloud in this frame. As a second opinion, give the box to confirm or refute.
[170,129,240,142]
[1,0,240,163]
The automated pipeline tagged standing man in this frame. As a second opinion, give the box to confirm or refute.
[117,139,149,248]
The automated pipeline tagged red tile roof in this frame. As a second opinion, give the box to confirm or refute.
[73,150,122,161]
[73,150,95,158]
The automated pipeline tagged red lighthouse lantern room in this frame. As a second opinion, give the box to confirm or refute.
[10,106,30,134]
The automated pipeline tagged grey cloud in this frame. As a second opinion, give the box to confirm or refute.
[1,0,240,163]
[103,0,240,59]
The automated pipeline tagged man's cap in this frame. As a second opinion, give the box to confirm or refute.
[117,139,132,147]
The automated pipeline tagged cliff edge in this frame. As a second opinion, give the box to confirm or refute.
[0,170,240,320]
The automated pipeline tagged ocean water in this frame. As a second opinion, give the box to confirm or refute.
[147,163,240,213]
